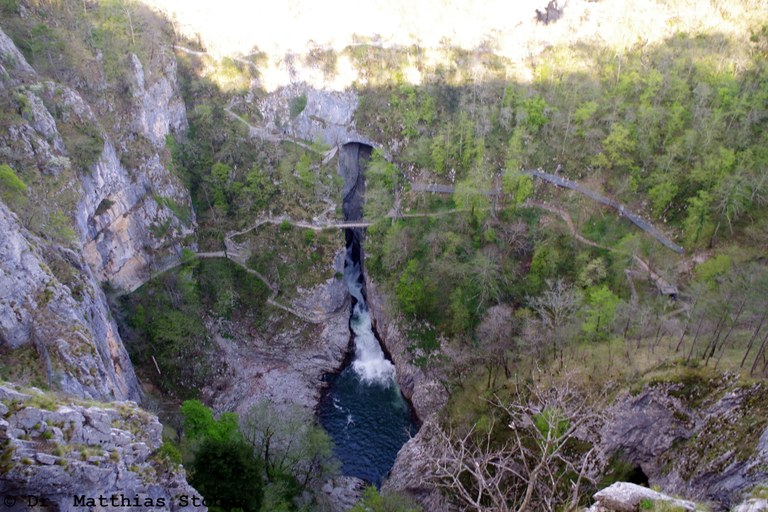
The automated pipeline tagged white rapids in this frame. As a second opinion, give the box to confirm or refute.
[343,251,396,385]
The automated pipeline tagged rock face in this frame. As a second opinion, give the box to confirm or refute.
[252,84,376,148]
[364,279,448,420]
[0,385,204,512]
[600,380,768,510]
[0,202,139,401]
[338,143,370,222]
[380,419,451,512]
[733,499,768,512]
[0,25,194,399]
[320,476,367,512]
[79,48,194,293]
[600,384,694,473]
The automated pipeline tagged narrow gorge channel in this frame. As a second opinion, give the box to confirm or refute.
[318,143,419,487]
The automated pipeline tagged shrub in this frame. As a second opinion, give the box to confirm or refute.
[0,164,28,199]
[289,94,307,118]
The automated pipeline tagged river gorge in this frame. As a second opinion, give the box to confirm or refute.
[318,143,419,487]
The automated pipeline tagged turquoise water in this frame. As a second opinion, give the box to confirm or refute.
[318,364,417,487]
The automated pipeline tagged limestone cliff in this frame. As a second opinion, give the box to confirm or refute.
[0,202,138,400]
[364,278,448,421]
[0,7,203,506]
[0,384,204,512]
[0,21,193,399]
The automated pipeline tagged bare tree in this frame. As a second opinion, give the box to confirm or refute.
[527,279,583,360]
[476,304,518,387]
[429,375,604,512]
[241,400,338,490]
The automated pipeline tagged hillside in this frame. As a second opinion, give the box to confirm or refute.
[1,0,768,511]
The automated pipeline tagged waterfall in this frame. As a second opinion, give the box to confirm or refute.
[318,142,417,487]
[343,241,395,385]
[338,142,395,386]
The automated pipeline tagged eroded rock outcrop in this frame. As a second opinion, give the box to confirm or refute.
[0,202,139,401]
[733,498,768,512]
[250,84,375,148]
[380,419,451,512]
[364,278,448,420]
[0,384,204,512]
[600,378,768,510]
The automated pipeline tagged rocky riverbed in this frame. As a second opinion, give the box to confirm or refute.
[202,250,351,417]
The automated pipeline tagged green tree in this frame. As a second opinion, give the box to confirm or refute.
[190,437,263,512]
[581,285,621,340]
[526,246,562,294]
[180,400,263,512]
[504,127,525,172]
[430,130,449,175]
[592,123,636,173]
[396,259,433,317]
[502,170,533,206]
[206,162,232,215]
[243,164,277,211]
[364,150,398,219]
[683,190,715,248]
[289,94,307,118]
[647,178,678,218]
[180,399,239,442]
[521,95,549,132]
[0,164,28,207]
[27,23,64,69]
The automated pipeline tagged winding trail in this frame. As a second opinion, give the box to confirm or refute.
[528,200,678,296]
[524,169,684,254]
[410,168,684,255]
[139,98,683,314]
[145,201,674,323]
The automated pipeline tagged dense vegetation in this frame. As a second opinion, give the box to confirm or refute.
[175,399,337,512]
[170,48,343,250]
[348,15,768,510]
[357,26,768,378]
[119,256,269,398]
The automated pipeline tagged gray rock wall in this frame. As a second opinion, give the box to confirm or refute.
[0,25,194,399]
[364,278,448,420]
[0,202,139,400]
[600,382,768,510]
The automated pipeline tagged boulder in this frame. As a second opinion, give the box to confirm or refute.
[590,482,696,512]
